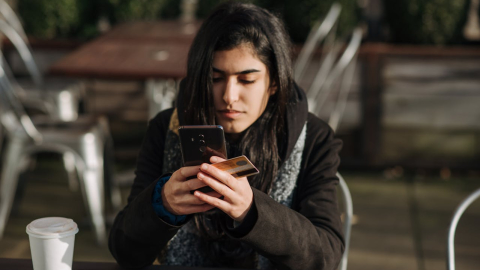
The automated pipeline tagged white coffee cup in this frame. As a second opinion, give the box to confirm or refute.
[26,217,79,270]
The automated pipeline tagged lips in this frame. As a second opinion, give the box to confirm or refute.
[217,109,243,119]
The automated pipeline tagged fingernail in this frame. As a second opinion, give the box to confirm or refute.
[201,164,208,170]
[197,172,203,179]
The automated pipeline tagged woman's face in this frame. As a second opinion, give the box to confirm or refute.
[212,44,275,134]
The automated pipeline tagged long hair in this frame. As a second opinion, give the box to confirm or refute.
[182,1,297,265]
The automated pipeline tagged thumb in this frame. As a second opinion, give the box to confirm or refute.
[210,156,226,163]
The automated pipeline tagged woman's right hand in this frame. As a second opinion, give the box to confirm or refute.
[161,166,222,215]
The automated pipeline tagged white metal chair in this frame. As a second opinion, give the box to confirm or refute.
[324,29,362,270]
[0,0,26,41]
[447,188,480,270]
[146,78,178,119]
[0,0,82,122]
[307,27,362,131]
[294,8,360,268]
[337,172,353,270]
[326,28,362,132]
[299,25,359,268]
[0,7,119,210]
[0,64,116,245]
[294,3,341,84]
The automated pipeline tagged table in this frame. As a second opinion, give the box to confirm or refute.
[49,20,202,119]
[50,40,191,80]
[0,258,247,270]
[50,20,202,80]
[96,21,200,43]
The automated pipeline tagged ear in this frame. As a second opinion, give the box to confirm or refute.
[269,81,277,96]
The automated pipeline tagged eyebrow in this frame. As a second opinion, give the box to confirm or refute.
[213,67,261,75]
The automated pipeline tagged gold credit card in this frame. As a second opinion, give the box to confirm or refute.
[212,155,259,178]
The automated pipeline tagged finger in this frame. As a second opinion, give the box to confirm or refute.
[197,171,236,197]
[194,190,231,212]
[183,178,207,191]
[176,192,221,206]
[210,156,226,163]
[170,192,213,206]
[205,147,227,160]
[200,163,235,188]
[205,190,223,199]
[182,203,217,215]
[183,179,228,198]
[175,166,201,180]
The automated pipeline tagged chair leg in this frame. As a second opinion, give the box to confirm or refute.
[63,151,79,192]
[0,125,3,154]
[96,117,121,213]
[77,133,107,245]
[104,135,122,212]
[0,137,24,239]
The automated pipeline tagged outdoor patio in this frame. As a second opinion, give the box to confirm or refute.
[1,0,480,269]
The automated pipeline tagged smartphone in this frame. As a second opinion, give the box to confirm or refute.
[178,125,227,166]
[178,125,228,193]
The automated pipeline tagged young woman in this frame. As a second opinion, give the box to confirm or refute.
[109,2,344,269]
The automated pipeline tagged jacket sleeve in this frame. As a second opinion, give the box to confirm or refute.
[225,117,344,270]
[108,109,182,269]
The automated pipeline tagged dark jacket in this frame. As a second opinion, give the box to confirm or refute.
[108,84,344,270]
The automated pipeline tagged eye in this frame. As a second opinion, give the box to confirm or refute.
[240,79,255,84]
[212,77,223,83]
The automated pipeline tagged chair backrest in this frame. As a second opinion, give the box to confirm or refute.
[295,18,359,270]
[0,0,28,41]
[309,30,359,270]
[0,18,43,89]
[0,62,42,142]
[308,27,362,130]
[337,172,353,270]
[326,28,362,132]
[447,188,480,270]
[294,3,341,84]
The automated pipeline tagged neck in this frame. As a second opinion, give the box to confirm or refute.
[225,132,242,143]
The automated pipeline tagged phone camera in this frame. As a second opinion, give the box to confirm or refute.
[198,134,204,139]
[199,146,206,152]
[199,140,206,146]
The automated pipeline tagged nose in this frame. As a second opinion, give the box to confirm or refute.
[222,78,239,106]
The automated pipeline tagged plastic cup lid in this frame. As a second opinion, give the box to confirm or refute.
[26,217,79,239]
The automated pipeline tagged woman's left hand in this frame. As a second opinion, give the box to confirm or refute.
[193,156,253,222]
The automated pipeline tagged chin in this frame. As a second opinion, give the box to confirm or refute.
[220,123,248,134]
[223,126,242,134]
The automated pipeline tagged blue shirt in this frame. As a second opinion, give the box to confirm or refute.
[152,176,187,225]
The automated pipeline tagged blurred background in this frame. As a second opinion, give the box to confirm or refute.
[0,0,479,269]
